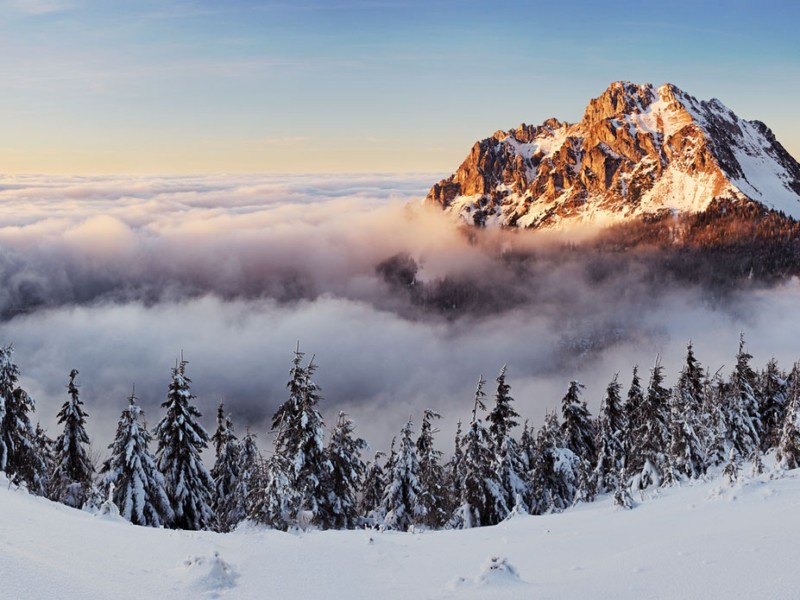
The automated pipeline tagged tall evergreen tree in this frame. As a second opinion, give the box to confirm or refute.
[487,367,526,515]
[102,387,173,527]
[326,411,367,529]
[623,365,644,475]
[758,358,787,452]
[270,348,331,528]
[668,343,707,480]
[561,380,597,464]
[454,376,507,528]
[231,430,259,525]
[0,345,46,494]
[210,402,241,532]
[381,416,423,531]
[50,369,95,508]
[560,380,596,500]
[445,420,465,511]
[628,359,670,489]
[155,358,215,530]
[777,363,800,469]
[527,412,580,514]
[594,374,627,494]
[34,422,55,492]
[726,334,762,459]
[358,451,386,524]
[414,409,448,528]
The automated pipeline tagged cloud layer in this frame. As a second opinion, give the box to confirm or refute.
[0,173,797,456]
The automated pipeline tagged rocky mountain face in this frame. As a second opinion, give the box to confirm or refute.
[427,82,800,229]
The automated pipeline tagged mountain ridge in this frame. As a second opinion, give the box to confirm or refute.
[427,82,800,230]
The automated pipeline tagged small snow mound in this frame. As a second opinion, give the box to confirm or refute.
[445,556,528,596]
[476,556,522,586]
[92,484,127,523]
[183,552,238,597]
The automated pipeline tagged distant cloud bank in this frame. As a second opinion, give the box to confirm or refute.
[0,173,796,455]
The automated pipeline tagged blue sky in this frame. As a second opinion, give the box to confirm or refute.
[1,0,798,173]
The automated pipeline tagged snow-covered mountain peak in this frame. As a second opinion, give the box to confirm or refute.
[427,81,800,229]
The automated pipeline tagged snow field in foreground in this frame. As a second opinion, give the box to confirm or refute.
[1,467,800,599]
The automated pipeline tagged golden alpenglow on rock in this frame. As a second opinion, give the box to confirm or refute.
[427,82,800,229]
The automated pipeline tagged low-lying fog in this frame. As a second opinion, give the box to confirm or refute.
[0,173,796,456]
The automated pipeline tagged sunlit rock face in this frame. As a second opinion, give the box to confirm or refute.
[427,82,800,229]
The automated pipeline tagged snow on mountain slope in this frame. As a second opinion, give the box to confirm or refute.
[3,467,800,599]
[427,82,800,229]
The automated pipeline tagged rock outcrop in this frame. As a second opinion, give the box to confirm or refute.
[426,82,800,229]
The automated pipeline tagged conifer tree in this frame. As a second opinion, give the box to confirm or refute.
[561,380,597,464]
[326,411,367,529]
[594,374,627,494]
[250,454,295,530]
[415,409,448,528]
[34,422,55,492]
[487,366,526,515]
[358,451,386,524]
[528,412,580,513]
[623,365,644,478]
[758,358,787,452]
[231,430,259,525]
[0,345,47,494]
[155,357,215,530]
[381,416,423,531]
[628,359,670,489]
[210,402,241,532]
[668,343,707,480]
[270,348,331,528]
[703,371,731,466]
[454,376,507,528]
[726,335,762,460]
[50,369,95,508]
[777,363,800,469]
[102,387,173,527]
[445,420,465,509]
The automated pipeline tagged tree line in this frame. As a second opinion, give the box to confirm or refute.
[1,334,799,533]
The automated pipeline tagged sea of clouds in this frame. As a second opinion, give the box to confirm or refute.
[0,173,797,456]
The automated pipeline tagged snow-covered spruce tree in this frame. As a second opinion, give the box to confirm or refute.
[381,416,423,531]
[210,402,241,533]
[0,345,47,494]
[593,374,627,494]
[154,358,215,530]
[668,343,707,481]
[250,453,296,530]
[560,380,596,501]
[628,359,670,490]
[703,372,731,467]
[358,451,386,525]
[101,388,173,527]
[414,409,448,529]
[777,363,800,469]
[326,411,367,530]
[725,334,762,460]
[231,430,259,524]
[758,358,787,452]
[445,420,465,510]
[34,422,55,492]
[453,376,507,528]
[270,348,332,529]
[50,369,95,508]
[623,366,644,477]
[487,367,527,516]
[527,411,580,514]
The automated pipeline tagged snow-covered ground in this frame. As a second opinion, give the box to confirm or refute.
[3,466,800,599]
